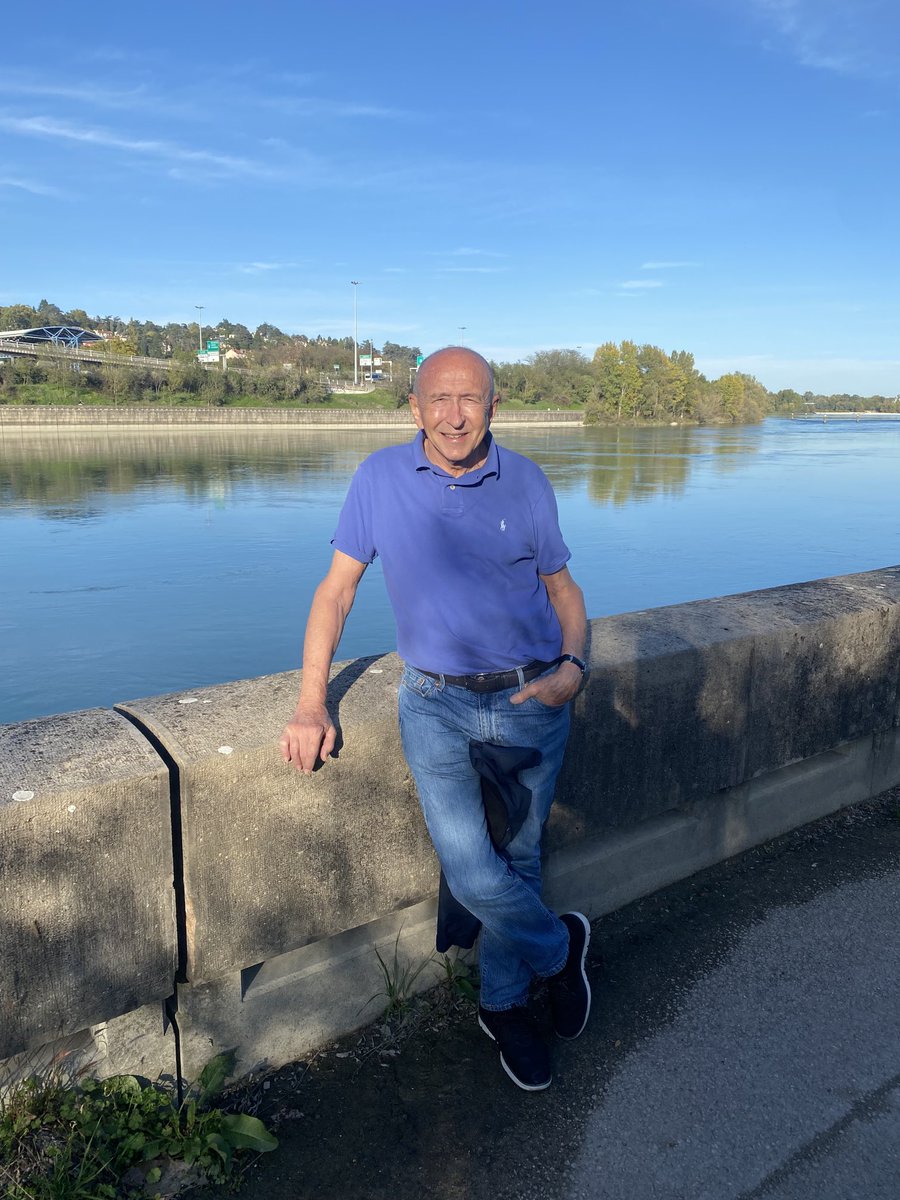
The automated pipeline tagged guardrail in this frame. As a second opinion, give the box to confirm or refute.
[0,340,237,373]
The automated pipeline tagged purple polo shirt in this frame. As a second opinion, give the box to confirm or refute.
[331,432,571,674]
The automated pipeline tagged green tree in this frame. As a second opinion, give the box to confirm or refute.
[35,298,64,325]
[0,303,37,330]
[591,342,623,419]
[62,307,93,329]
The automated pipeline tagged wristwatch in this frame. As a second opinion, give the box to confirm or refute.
[556,653,586,674]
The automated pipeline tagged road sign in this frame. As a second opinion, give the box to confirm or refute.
[206,340,220,352]
[416,355,424,366]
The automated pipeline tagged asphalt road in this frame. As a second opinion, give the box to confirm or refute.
[566,834,900,1198]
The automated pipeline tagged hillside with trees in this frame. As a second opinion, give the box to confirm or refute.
[0,300,895,421]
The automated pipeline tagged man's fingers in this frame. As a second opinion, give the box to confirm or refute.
[279,718,337,774]
[320,724,337,760]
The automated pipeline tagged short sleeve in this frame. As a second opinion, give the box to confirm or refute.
[331,463,377,564]
[532,478,571,576]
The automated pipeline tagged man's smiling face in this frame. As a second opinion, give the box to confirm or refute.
[409,348,498,477]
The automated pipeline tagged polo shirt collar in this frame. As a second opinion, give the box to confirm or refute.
[412,430,500,483]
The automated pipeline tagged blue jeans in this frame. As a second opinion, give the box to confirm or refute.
[398,663,570,1011]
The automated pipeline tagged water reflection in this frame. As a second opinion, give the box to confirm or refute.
[0,423,760,513]
[500,425,762,505]
[0,427,412,513]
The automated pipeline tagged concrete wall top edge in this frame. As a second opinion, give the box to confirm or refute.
[590,568,900,664]
[116,654,400,766]
[0,706,168,804]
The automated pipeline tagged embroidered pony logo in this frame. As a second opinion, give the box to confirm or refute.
[499,519,507,532]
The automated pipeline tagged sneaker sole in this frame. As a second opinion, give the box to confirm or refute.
[478,1014,552,1092]
[557,911,592,1040]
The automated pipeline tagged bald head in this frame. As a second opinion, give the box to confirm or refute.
[412,346,495,402]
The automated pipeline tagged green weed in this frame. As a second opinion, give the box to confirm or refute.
[436,952,480,1005]
[0,1051,277,1199]
[365,933,435,1016]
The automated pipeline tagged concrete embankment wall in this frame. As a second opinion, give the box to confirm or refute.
[2,567,900,1087]
[0,405,582,428]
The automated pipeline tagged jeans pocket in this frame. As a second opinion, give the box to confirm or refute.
[401,665,441,699]
[525,694,568,711]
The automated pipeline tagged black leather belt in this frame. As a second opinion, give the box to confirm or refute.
[413,659,556,693]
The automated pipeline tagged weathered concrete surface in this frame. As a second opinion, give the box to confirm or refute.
[175,898,444,1082]
[0,709,175,1060]
[556,567,900,836]
[117,656,437,984]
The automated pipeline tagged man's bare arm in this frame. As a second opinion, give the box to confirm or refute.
[510,566,587,707]
[279,549,368,774]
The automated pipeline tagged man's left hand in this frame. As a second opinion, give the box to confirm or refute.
[509,661,583,707]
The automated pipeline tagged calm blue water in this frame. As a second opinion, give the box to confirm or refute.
[2,417,898,723]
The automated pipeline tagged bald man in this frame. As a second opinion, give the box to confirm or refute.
[281,347,590,1090]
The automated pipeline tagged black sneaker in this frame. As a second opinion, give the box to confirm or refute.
[548,912,592,1040]
[478,1005,552,1091]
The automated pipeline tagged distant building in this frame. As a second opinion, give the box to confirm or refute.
[0,324,102,348]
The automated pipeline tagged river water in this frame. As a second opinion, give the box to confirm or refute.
[1,416,898,724]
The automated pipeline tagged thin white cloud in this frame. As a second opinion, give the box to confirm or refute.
[620,280,663,289]
[437,266,508,274]
[641,260,699,269]
[0,69,405,125]
[749,0,898,78]
[0,80,149,107]
[0,114,289,181]
[260,95,409,120]
[238,262,297,274]
[447,247,505,258]
[0,175,64,197]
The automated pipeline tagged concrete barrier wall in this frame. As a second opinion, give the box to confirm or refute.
[0,405,583,427]
[0,710,175,1063]
[2,567,899,1084]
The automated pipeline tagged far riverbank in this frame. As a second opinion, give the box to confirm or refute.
[0,405,583,430]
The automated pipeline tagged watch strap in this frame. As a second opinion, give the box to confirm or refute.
[556,653,586,674]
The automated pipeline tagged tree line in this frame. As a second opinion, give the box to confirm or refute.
[1,300,896,421]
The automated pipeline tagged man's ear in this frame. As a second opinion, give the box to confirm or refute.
[409,394,424,428]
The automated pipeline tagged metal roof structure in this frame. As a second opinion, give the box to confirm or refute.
[0,325,102,348]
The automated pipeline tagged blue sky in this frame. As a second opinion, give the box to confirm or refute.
[1,0,898,394]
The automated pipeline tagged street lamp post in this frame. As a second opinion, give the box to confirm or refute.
[458,326,466,346]
[195,305,204,353]
[351,281,360,386]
